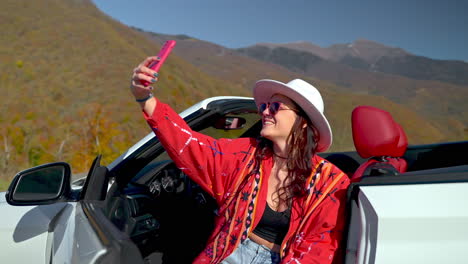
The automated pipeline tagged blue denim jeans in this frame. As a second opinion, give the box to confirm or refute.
[220,238,281,264]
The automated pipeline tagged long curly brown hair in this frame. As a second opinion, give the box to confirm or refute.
[248,103,320,207]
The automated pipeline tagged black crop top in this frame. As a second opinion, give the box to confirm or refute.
[252,203,291,245]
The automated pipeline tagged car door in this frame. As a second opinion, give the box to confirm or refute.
[75,155,145,263]
[0,162,78,264]
[0,196,72,263]
[0,152,142,264]
[345,166,468,264]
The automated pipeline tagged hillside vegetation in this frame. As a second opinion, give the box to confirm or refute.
[0,0,465,191]
[0,0,247,185]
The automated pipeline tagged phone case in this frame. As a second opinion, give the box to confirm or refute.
[141,40,177,86]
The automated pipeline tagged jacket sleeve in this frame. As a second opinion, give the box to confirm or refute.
[283,167,350,264]
[143,99,255,204]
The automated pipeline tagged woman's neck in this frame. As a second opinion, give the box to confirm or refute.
[272,141,288,158]
[272,142,289,171]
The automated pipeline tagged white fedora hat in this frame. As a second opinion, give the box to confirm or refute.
[253,79,332,152]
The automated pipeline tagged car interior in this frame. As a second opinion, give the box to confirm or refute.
[102,103,468,263]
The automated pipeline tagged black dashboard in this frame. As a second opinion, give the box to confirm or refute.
[106,160,217,262]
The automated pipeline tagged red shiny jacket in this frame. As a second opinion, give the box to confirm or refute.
[144,99,350,264]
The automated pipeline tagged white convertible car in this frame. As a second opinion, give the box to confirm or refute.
[1,96,467,264]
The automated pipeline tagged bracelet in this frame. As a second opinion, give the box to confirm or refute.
[135,93,153,102]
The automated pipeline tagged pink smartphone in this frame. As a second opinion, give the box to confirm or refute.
[141,40,177,86]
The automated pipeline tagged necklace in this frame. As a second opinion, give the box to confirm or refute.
[273,152,287,159]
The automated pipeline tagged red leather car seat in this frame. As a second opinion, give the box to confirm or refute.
[351,106,408,182]
[393,122,408,172]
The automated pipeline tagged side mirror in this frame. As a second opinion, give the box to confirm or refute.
[6,162,72,206]
[213,116,246,130]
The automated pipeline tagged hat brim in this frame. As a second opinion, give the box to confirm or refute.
[253,79,332,152]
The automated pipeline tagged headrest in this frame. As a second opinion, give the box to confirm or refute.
[352,106,402,158]
[394,122,408,157]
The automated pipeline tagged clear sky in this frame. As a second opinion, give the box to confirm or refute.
[92,0,468,62]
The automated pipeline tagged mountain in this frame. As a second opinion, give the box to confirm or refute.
[258,39,409,65]
[255,39,468,86]
[138,31,451,143]
[258,41,333,60]
[236,44,468,140]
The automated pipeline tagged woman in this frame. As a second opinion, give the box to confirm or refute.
[130,56,350,264]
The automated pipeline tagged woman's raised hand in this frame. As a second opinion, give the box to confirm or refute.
[130,56,160,101]
[130,56,160,115]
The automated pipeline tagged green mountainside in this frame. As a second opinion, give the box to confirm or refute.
[0,0,465,188]
[0,0,247,182]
